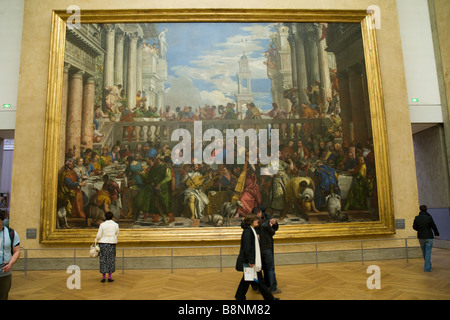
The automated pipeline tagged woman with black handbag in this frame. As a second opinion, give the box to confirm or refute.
[95,211,119,283]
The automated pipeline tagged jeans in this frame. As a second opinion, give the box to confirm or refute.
[418,239,433,272]
[261,248,278,291]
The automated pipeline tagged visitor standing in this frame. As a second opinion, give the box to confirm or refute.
[0,210,20,300]
[413,205,440,272]
[96,211,119,282]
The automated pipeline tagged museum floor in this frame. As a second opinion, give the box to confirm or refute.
[8,248,450,300]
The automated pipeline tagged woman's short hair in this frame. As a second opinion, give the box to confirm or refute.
[243,214,258,226]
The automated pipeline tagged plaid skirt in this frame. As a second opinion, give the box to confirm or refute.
[99,243,116,274]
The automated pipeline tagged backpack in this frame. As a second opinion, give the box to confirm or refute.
[5,227,18,255]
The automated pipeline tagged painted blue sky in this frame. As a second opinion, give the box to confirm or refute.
[154,22,277,111]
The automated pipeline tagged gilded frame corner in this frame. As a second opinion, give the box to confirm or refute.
[41,8,394,244]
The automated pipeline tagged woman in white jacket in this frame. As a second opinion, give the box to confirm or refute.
[95,211,119,282]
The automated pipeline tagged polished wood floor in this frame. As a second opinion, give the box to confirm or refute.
[9,248,450,300]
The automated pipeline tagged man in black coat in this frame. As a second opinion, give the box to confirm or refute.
[413,205,440,272]
[254,206,281,294]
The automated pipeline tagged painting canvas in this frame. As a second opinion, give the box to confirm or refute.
[56,18,381,232]
[0,192,8,208]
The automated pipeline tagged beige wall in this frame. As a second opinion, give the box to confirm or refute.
[431,0,450,181]
[414,125,450,207]
[11,0,418,251]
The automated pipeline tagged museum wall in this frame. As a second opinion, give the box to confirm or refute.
[424,0,450,241]
[430,0,450,187]
[413,125,450,208]
[11,0,419,252]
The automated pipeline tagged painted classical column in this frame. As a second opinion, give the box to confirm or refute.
[155,82,165,110]
[289,32,298,89]
[103,24,116,88]
[348,64,369,145]
[361,65,371,122]
[276,25,293,111]
[66,71,84,158]
[136,40,143,94]
[306,26,320,85]
[59,63,71,168]
[127,33,138,110]
[337,71,353,146]
[114,33,124,87]
[150,89,156,109]
[316,23,332,110]
[293,24,309,105]
[81,76,95,150]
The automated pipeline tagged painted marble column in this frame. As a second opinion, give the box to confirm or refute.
[103,24,116,88]
[66,70,84,158]
[289,32,298,89]
[276,26,293,111]
[114,33,124,87]
[348,64,369,145]
[317,23,332,109]
[337,71,353,146]
[127,33,138,110]
[306,27,320,85]
[136,40,143,95]
[293,24,309,105]
[81,76,95,150]
[59,63,71,168]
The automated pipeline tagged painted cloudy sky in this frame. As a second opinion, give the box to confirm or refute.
[155,22,278,112]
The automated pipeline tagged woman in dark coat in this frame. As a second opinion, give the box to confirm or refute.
[235,214,276,300]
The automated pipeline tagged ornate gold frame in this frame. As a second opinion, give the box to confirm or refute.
[41,9,394,244]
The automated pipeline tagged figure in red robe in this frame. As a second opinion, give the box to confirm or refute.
[235,173,261,217]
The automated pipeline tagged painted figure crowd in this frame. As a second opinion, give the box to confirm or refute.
[57,94,377,229]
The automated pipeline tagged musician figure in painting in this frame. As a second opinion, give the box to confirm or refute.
[180,164,211,220]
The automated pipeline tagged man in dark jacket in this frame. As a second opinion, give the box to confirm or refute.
[413,205,440,272]
[254,206,281,294]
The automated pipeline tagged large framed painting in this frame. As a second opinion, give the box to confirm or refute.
[40,9,394,243]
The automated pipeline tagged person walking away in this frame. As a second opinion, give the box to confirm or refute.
[254,206,281,294]
[96,211,119,282]
[235,214,277,300]
[413,205,440,272]
[0,211,20,300]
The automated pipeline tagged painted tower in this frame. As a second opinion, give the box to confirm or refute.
[235,53,254,118]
